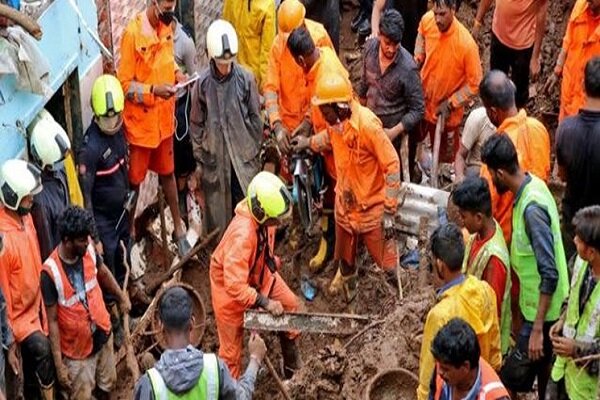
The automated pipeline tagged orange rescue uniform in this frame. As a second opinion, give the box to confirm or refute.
[264,19,334,132]
[480,110,551,243]
[306,47,350,180]
[310,100,400,268]
[117,13,177,184]
[415,11,482,131]
[43,244,111,360]
[558,0,600,121]
[0,207,48,342]
[432,358,509,399]
[210,202,300,378]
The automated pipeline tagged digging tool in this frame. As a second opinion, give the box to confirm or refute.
[145,228,219,294]
[431,114,445,189]
[158,188,169,261]
[400,134,410,183]
[119,241,141,382]
[244,310,370,335]
[264,355,293,400]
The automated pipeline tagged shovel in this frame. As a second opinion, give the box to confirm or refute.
[119,241,140,382]
[431,114,445,189]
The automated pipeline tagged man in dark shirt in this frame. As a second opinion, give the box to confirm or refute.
[556,56,600,262]
[481,134,569,400]
[357,9,424,181]
[370,0,429,55]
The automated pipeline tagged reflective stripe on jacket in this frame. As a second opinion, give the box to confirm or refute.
[463,221,512,355]
[43,243,111,359]
[263,19,333,130]
[117,12,176,148]
[551,257,600,400]
[147,353,220,400]
[559,0,600,121]
[433,358,509,400]
[0,208,48,342]
[310,100,400,233]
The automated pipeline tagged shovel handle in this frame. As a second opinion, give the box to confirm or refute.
[431,115,445,189]
[264,355,293,400]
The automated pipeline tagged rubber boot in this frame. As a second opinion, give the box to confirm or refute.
[309,211,335,273]
[279,333,302,379]
[328,261,358,303]
[39,383,54,400]
[110,303,124,349]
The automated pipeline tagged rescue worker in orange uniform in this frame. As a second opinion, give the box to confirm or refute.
[117,0,190,256]
[264,0,333,178]
[544,0,600,121]
[210,172,301,379]
[286,26,349,273]
[0,160,56,400]
[293,73,401,303]
[479,70,550,243]
[41,206,130,399]
[414,0,482,163]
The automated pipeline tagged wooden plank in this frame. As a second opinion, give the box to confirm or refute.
[244,310,370,335]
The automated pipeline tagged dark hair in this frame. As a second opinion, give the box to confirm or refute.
[59,206,95,242]
[379,9,404,44]
[479,70,516,110]
[573,206,600,251]
[159,286,193,332]
[430,223,465,271]
[431,318,480,369]
[433,0,460,11]
[287,26,315,59]
[451,177,492,217]
[481,134,519,175]
[585,57,600,99]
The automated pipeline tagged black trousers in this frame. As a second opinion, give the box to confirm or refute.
[490,32,534,109]
[6,331,55,399]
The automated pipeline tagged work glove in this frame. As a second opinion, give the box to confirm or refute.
[436,99,451,119]
[295,118,313,138]
[383,211,395,240]
[274,121,291,155]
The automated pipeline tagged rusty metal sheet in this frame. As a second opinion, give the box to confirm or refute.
[244,310,370,335]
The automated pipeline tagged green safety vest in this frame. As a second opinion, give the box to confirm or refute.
[148,353,220,400]
[551,257,600,400]
[462,221,512,355]
[510,175,568,322]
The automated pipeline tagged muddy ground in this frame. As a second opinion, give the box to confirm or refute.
[113,0,570,398]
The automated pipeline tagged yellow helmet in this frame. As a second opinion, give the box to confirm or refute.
[91,74,124,117]
[247,172,292,224]
[312,72,353,106]
[278,0,306,34]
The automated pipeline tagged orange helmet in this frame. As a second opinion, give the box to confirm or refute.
[312,73,353,106]
[278,0,306,34]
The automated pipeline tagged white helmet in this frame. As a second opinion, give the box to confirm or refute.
[28,109,71,170]
[206,19,238,62]
[0,159,43,210]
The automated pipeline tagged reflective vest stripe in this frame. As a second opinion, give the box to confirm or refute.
[479,381,505,399]
[147,368,168,400]
[44,245,98,308]
[203,353,219,400]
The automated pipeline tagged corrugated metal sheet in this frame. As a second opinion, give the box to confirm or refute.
[395,183,450,237]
